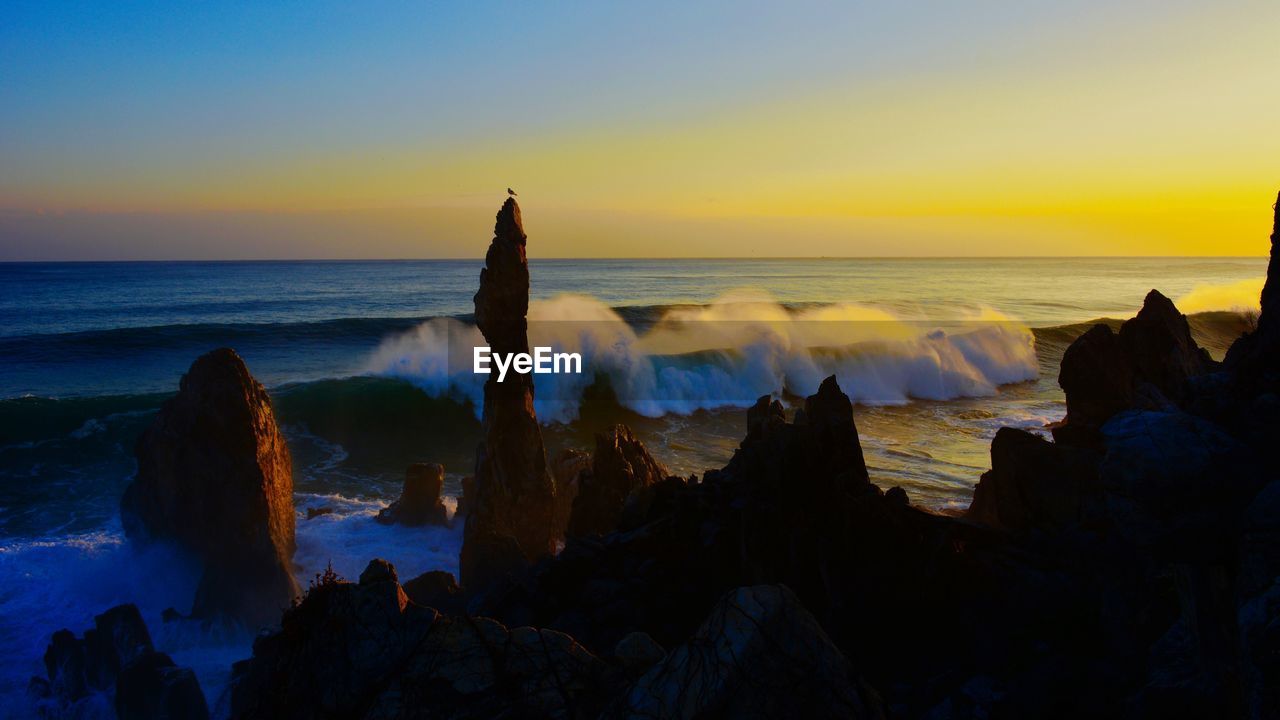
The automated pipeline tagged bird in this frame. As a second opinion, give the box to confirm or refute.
[507,188,518,197]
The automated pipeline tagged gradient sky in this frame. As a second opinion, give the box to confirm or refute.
[1,0,1278,259]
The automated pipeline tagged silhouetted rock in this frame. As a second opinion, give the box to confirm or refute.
[568,425,671,537]
[614,632,666,677]
[604,585,883,719]
[551,447,591,531]
[35,605,208,719]
[230,559,611,719]
[115,651,210,720]
[968,427,1101,532]
[1055,291,1213,446]
[376,462,449,527]
[402,570,465,615]
[122,348,298,627]
[462,198,559,591]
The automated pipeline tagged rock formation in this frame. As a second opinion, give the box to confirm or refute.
[967,427,1101,532]
[375,462,449,526]
[461,198,559,592]
[229,559,610,719]
[1055,289,1213,445]
[567,425,672,537]
[30,604,208,719]
[605,585,883,719]
[121,347,298,628]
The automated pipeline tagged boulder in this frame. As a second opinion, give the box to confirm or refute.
[462,198,559,591]
[402,570,465,615]
[604,585,883,719]
[1055,323,1135,445]
[967,427,1101,532]
[1099,410,1259,560]
[614,632,666,677]
[122,348,298,627]
[36,604,208,719]
[115,651,210,720]
[375,463,449,527]
[230,559,611,719]
[568,425,671,537]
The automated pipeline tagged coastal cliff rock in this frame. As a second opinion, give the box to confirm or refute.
[461,198,559,592]
[967,427,1101,532]
[567,425,671,537]
[375,463,449,527]
[1055,290,1213,445]
[122,348,298,628]
[550,447,591,531]
[605,585,883,720]
[31,604,209,719]
[229,559,610,720]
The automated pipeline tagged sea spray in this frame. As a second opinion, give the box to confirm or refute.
[364,291,1040,422]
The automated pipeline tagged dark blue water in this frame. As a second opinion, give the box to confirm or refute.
[0,257,1266,715]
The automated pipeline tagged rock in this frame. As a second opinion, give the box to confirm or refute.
[359,558,398,585]
[1099,410,1259,559]
[604,585,883,719]
[36,604,208,719]
[614,632,666,676]
[967,427,1101,532]
[884,486,910,507]
[1056,323,1135,445]
[122,348,298,627]
[1240,482,1280,602]
[230,559,611,719]
[115,651,210,720]
[402,570,465,615]
[551,447,592,531]
[462,198,559,591]
[568,425,671,537]
[1226,189,1280,377]
[1119,290,1214,403]
[456,475,475,517]
[746,395,786,439]
[305,506,334,520]
[376,463,449,527]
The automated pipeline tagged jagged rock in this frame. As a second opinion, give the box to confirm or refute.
[305,506,335,520]
[1055,292,1213,446]
[968,427,1101,532]
[36,604,208,719]
[462,198,559,591]
[115,651,210,720]
[614,632,666,676]
[605,585,883,719]
[122,348,298,627]
[568,425,671,537]
[1240,482,1280,602]
[376,463,449,527]
[1226,189,1280,377]
[230,559,610,719]
[456,475,475,517]
[402,570,465,615]
[551,447,591,532]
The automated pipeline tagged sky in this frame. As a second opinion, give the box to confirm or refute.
[1,0,1278,259]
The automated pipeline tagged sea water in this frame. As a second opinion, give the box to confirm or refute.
[0,257,1266,715]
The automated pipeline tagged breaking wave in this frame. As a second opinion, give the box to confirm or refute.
[365,291,1041,424]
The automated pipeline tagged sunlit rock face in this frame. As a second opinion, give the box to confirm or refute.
[122,347,298,628]
[461,198,559,592]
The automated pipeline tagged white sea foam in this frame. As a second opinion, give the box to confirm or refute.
[364,291,1039,423]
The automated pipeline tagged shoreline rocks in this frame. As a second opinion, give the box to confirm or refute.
[567,425,673,538]
[375,463,449,527]
[122,348,298,628]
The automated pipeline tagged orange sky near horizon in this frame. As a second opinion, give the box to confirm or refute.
[1,1,1277,259]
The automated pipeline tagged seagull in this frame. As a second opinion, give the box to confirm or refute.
[507,188,518,197]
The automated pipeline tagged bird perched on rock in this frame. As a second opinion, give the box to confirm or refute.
[507,188,518,197]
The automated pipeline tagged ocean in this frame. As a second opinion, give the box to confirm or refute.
[0,256,1266,716]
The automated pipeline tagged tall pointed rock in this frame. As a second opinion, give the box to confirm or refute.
[460,198,558,591]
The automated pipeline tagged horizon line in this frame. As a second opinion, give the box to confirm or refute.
[0,255,1269,264]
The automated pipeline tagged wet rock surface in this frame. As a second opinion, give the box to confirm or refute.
[375,462,449,527]
[122,348,298,628]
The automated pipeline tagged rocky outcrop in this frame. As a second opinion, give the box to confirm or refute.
[461,198,559,592]
[402,569,465,615]
[967,427,1101,532]
[1055,290,1213,446]
[122,348,298,627]
[375,463,449,527]
[568,425,671,537]
[550,447,591,531]
[30,604,208,719]
[229,559,610,719]
[605,585,883,720]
